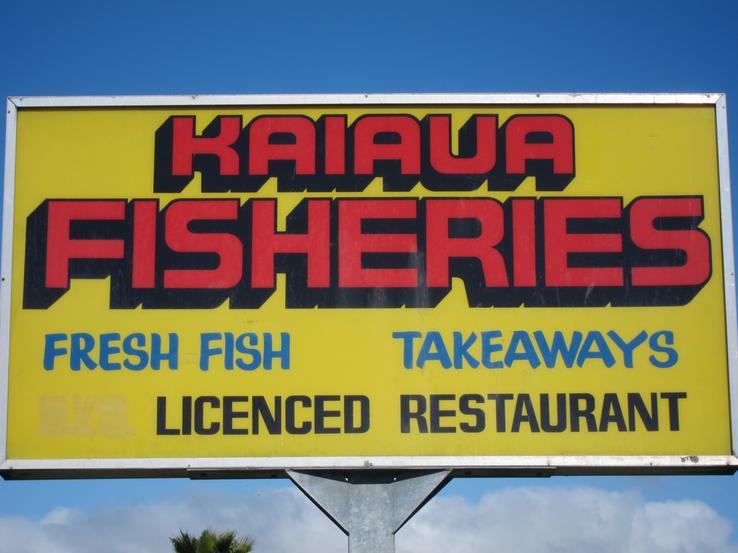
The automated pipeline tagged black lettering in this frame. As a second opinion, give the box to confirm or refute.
[488,393,513,432]
[430,394,456,433]
[286,395,312,434]
[252,396,281,434]
[344,395,370,433]
[315,395,341,434]
[194,396,220,435]
[540,393,567,432]
[401,395,428,433]
[628,393,658,431]
[182,396,192,435]
[459,394,485,432]
[661,392,687,431]
[511,393,540,432]
[599,393,627,431]
[570,393,597,432]
[223,396,249,435]
[156,396,179,435]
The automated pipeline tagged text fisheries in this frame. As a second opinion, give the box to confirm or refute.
[24,113,711,309]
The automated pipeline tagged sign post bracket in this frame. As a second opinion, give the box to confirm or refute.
[288,469,451,553]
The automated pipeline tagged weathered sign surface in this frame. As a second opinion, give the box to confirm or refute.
[1,94,736,477]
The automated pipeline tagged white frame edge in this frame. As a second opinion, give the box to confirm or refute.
[1,455,736,475]
[716,95,738,456]
[7,92,723,108]
[1,93,736,477]
[0,98,18,468]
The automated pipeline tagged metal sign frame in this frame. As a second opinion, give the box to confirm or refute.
[1,93,736,478]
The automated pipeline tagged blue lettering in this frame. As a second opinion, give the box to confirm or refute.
[152,333,179,370]
[123,333,149,370]
[392,331,422,369]
[504,331,541,368]
[607,330,647,368]
[649,331,678,368]
[200,332,222,371]
[481,331,503,368]
[235,333,262,370]
[417,331,451,369]
[577,331,615,367]
[43,333,67,371]
[264,332,290,369]
[71,333,96,370]
[99,333,121,370]
[453,332,479,369]
[534,330,582,368]
[224,332,235,369]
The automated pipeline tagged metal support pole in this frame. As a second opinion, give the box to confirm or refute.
[288,469,451,553]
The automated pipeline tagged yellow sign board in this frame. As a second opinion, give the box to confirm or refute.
[1,94,736,476]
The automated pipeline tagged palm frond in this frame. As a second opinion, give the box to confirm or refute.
[170,531,198,553]
[196,529,218,553]
[171,528,253,553]
[232,536,254,553]
[214,530,236,553]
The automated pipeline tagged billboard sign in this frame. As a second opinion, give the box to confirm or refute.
[1,94,736,477]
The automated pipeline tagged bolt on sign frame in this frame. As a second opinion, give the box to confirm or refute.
[1,93,737,479]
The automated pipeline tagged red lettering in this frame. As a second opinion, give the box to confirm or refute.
[163,200,242,289]
[506,115,574,175]
[425,199,508,287]
[250,199,330,288]
[171,116,241,176]
[132,200,157,289]
[338,199,417,287]
[46,200,126,288]
[248,116,316,175]
[428,115,497,174]
[512,198,537,287]
[630,197,711,286]
[323,115,346,175]
[544,198,623,287]
[354,116,420,175]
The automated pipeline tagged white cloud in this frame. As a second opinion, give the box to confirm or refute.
[0,487,341,553]
[0,484,735,553]
[399,486,738,553]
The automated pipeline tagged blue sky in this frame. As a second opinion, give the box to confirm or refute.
[1,0,738,551]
